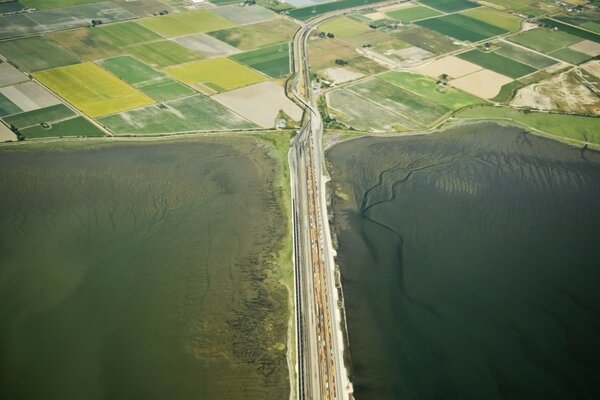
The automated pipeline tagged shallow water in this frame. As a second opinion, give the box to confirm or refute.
[327,123,600,399]
[0,138,289,400]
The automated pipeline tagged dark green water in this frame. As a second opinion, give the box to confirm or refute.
[0,137,290,400]
[327,123,600,399]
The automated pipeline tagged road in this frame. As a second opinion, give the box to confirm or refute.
[287,2,403,399]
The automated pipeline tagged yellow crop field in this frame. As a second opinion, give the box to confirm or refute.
[34,62,154,117]
[165,58,267,92]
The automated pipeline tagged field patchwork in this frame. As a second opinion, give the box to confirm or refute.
[94,22,161,47]
[212,4,275,24]
[385,5,442,22]
[138,10,236,37]
[0,82,62,112]
[2,104,75,129]
[318,16,371,37]
[20,116,105,138]
[450,69,513,99]
[457,49,537,78]
[174,33,240,59]
[288,0,390,21]
[396,25,460,54]
[231,43,290,78]
[126,41,201,68]
[47,28,121,61]
[508,28,581,53]
[0,93,21,117]
[34,62,154,117]
[416,13,508,42]
[461,7,522,32]
[208,18,297,51]
[416,55,483,79]
[0,63,28,87]
[420,0,479,12]
[495,42,558,69]
[0,36,80,72]
[549,48,591,65]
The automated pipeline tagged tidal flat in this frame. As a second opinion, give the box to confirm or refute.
[327,123,600,399]
[0,136,290,399]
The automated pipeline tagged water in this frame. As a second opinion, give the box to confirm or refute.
[327,123,600,399]
[0,137,290,400]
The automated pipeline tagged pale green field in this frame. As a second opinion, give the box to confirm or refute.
[318,16,371,37]
[138,10,236,37]
[462,7,523,32]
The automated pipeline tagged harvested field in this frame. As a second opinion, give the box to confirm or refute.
[322,67,364,84]
[495,42,557,69]
[416,56,482,79]
[386,6,441,22]
[457,49,536,78]
[0,82,61,112]
[0,123,15,142]
[416,14,508,42]
[212,4,274,24]
[166,57,267,92]
[0,63,28,87]
[20,116,105,138]
[0,36,80,72]
[2,104,75,129]
[174,33,240,59]
[231,43,290,78]
[450,69,513,99]
[0,93,21,117]
[462,7,522,32]
[318,16,371,37]
[549,48,591,65]
[34,62,154,117]
[396,26,460,54]
[508,28,580,53]
[138,10,235,37]
[327,89,406,132]
[212,81,302,128]
[308,38,357,70]
[420,0,479,12]
[569,40,600,57]
[364,12,387,20]
[126,41,201,68]
[111,0,182,17]
[208,18,297,51]
[99,94,256,134]
[582,60,600,79]
[47,28,121,61]
[94,22,161,47]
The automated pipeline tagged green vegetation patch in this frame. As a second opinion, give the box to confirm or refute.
[20,116,104,138]
[318,16,371,37]
[3,104,75,129]
[507,28,581,53]
[458,49,536,78]
[385,5,442,22]
[137,10,236,37]
[495,43,557,69]
[99,94,256,134]
[0,36,80,72]
[0,92,21,117]
[396,25,460,54]
[0,2,24,13]
[47,28,122,61]
[419,0,478,13]
[20,0,101,9]
[137,80,194,102]
[416,13,508,42]
[489,80,525,103]
[549,47,592,65]
[126,41,201,68]
[208,18,297,51]
[462,7,522,32]
[94,22,161,48]
[539,18,600,43]
[288,0,386,21]
[457,106,600,144]
[473,0,556,16]
[379,71,483,110]
[231,43,290,78]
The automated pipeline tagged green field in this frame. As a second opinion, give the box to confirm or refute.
[137,80,194,101]
[397,25,460,54]
[0,2,24,13]
[47,28,121,61]
[99,94,256,134]
[94,22,161,48]
[379,72,483,110]
[208,18,297,51]
[318,16,371,36]
[458,50,536,78]
[20,0,101,9]
[386,5,442,22]
[2,104,75,129]
[0,36,80,72]
[20,116,104,138]
[539,18,600,43]
[495,43,557,69]
[549,47,591,65]
[462,7,522,32]
[508,28,581,53]
[126,41,201,68]
[472,0,557,16]
[166,57,267,92]
[420,0,479,12]
[416,13,508,42]
[288,0,386,21]
[231,43,290,78]
[34,62,154,117]
[457,106,600,145]
[0,93,21,117]
[138,10,236,37]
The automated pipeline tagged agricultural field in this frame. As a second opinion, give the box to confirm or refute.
[461,7,523,32]
[0,63,28,87]
[318,16,371,37]
[137,10,235,37]
[554,9,600,34]
[20,116,104,138]
[396,25,461,54]
[476,0,558,16]
[0,93,21,117]
[126,41,201,68]
[457,50,537,78]
[20,0,103,9]
[208,18,298,51]
[99,94,256,134]
[385,5,442,22]
[99,56,194,101]
[420,0,478,13]
[308,37,364,71]
[174,33,240,59]
[416,13,508,42]
[232,43,290,78]
[2,104,75,130]
[0,36,80,72]
[94,22,161,48]
[550,48,591,65]
[166,58,267,92]
[508,28,581,53]
[47,28,121,61]
[494,42,558,69]
[288,0,386,21]
[538,18,600,43]
[450,69,513,99]
[34,62,154,117]
[212,4,275,24]
[416,55,483,79]
[0,2,25,13]
[111,0,184,17]
[0,81,62,112]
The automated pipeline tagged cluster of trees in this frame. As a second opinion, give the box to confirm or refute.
[318,31,335,39]
[334,59,348,66]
